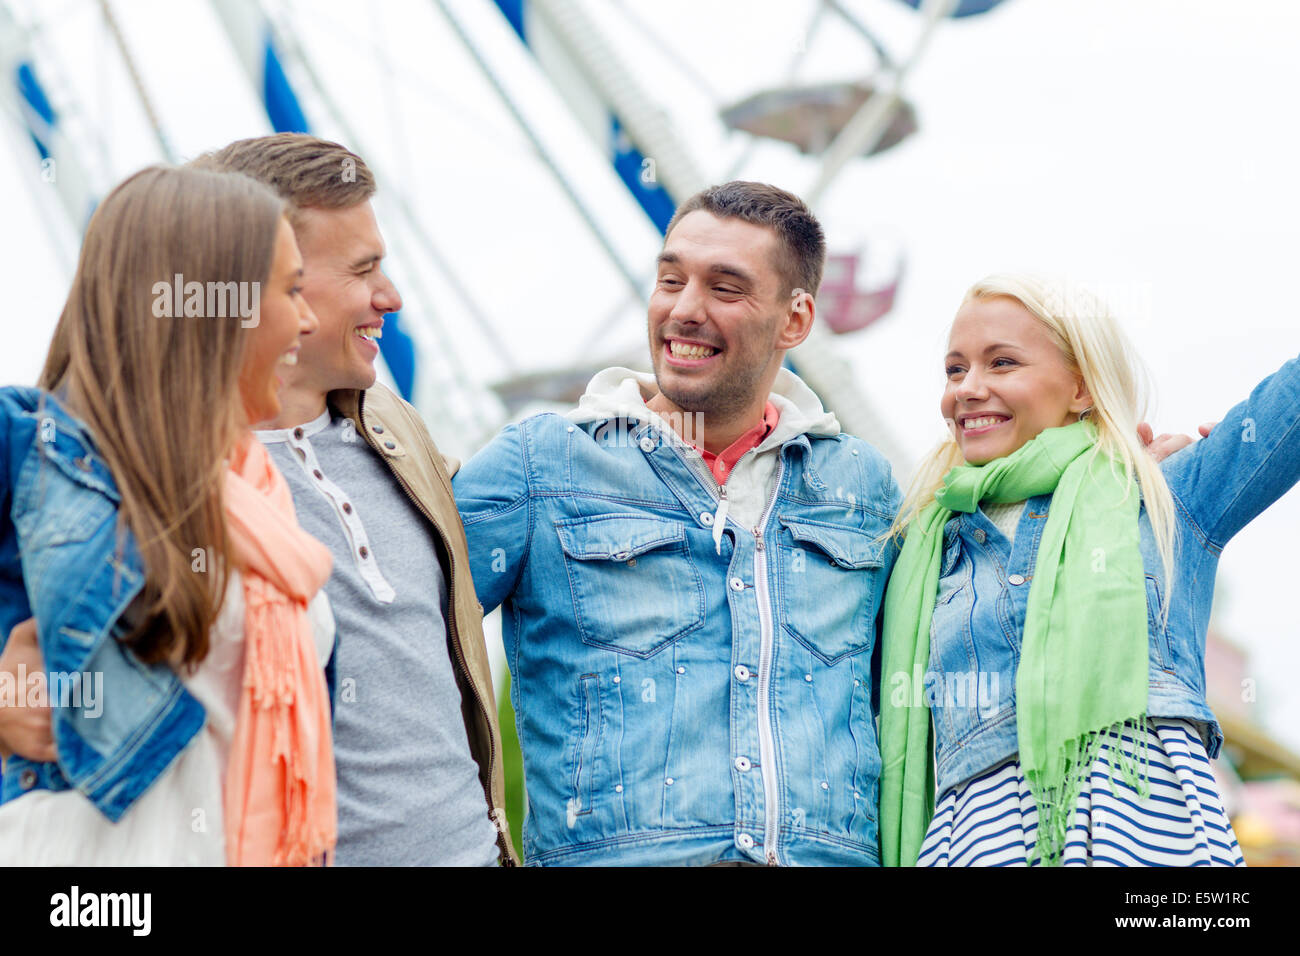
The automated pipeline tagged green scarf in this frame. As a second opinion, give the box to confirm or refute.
[879,420,1150,866]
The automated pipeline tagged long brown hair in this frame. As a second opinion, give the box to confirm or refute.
[39,165,285,666]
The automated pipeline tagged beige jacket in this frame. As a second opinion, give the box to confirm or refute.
[329,384,519,866]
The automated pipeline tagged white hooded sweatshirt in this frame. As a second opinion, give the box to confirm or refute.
[566,367,841,543]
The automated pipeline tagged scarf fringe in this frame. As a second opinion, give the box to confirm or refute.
[1025,715,1150,867]
[243,592,336,868]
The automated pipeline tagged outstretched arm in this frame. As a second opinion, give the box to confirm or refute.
[1161,353,1300,548]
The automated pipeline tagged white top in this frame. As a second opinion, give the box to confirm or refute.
[982,499,1026,544]
[0,572,334,866]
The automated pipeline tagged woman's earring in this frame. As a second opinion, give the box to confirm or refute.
[1078,406,1094,421]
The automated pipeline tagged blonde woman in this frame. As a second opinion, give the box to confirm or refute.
[879,275,1300,866]
[0,165,334,864]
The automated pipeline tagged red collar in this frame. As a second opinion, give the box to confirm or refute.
[686,401,781,486]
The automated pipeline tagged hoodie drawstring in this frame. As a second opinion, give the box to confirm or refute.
[712,484,729,555]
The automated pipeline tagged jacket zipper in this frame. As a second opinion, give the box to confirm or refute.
[358,396,515,865]
[752,458,785,866]
[665,434,785,865]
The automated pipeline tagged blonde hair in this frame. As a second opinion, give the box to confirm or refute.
[891,274,1177,604]
[40,165,286,666]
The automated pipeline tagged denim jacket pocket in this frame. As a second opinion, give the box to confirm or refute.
[569,673,603,820]
[14,479,117,551]
[1145,573,1176,673]
[555,513,705,658]
[777,517,884,665]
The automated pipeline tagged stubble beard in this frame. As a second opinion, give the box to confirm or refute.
[654,351,767,421]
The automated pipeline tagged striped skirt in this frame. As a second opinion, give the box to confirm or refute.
[917,718,1245,867]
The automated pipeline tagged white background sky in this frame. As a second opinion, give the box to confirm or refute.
[2,0,1298,750]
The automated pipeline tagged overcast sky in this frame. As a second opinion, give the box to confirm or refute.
[3,0,1298,749]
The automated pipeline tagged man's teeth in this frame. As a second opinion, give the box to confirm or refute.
[669,341,718,359]
[355,327,382,341]
[963,416,1006,430]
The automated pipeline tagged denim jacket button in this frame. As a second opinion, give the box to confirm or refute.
[734,665,750,682]
[639,437,655,453]
[734,756,751,772]
[1008,573,1026,586]
[729,577,745,592]
[737,833,755,850]
[700,511,714,526]
[18,768,37,790]
[972,528,986,544]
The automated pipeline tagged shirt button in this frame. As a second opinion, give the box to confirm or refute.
[18,768,38,789]
[567,426,575,433]
[313,469,323,480]
[384,440,396,450]
[821,781,830,791]
[614,784,623,793]
[972,528,986,544]
[639,437,655,453]
[293,427,304,440]
[737,834,755,850]
[1008,573,1026,586]
[734,756,751,772]
[342,502,353,514]
[613,675,621,684]
[676,666,685,675]
[359,546,370,559]
[729,577,745,592]
[804,674,813,682]
[700,512,714,526]
[734,665,750,682]
[665,777,675,786]
[372,424,385,435]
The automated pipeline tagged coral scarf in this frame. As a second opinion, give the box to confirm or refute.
[222,433,335,866]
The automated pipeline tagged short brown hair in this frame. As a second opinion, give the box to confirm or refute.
[665,181,826,296]
[190,133,375,228]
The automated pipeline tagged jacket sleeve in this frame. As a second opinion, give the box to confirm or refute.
[1160,351,1300,550]
[0,393,31,650]
[452,422,534,614]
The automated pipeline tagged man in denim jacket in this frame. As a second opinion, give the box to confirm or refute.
[454,182,902,865]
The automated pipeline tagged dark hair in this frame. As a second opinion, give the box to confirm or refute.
[190,132,375,228]
[665,181,826,296]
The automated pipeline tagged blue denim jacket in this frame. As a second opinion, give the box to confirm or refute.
[453,373,901,866]
[925,353,1300,794]
[0,387,204,819]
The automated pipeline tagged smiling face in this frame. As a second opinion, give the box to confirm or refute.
[941,294,1092,465]
[239,217,318,426]
[290,200,401,397]
[648,211,810,426]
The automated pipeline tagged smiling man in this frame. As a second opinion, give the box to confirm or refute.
[453,181,902,866]
[191,135,516,866]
